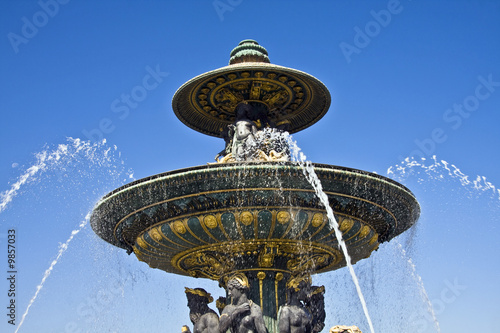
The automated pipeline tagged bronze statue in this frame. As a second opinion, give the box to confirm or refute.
[230,103,259,161]
[278,275,313,333]
[219,273,268,333]
[215,102,291,163]
[185,287,220,333]
[306,286,326,333]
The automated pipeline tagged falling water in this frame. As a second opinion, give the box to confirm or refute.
[15,216,89,333]
[278,130,376,333]
[394,240,441,332]
[0,138,132,332]
[387,155,500,200]
[384,155,500,332]
[0,138,115,213]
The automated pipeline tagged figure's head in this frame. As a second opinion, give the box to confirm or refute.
[226,273,250,300]
[185,287,213,310]
[181,325,191,333]
[235,102,251,120]
[286,274,312,299]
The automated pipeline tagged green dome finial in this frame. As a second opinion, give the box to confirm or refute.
[229,39,270,65]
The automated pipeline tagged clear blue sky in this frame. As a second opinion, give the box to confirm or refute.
[1,1,499,332]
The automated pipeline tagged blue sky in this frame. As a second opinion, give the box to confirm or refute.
[1,1,499,332]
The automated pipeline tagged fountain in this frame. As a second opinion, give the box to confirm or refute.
[90,40,420,332]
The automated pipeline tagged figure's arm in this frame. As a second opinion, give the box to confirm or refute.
[251,123,258,135]
[277,307,290,333]
[227,124,235,138]
[218,308,232,333]
[205,313,220,333]
[219,304,250,332]
[253,305,269,333]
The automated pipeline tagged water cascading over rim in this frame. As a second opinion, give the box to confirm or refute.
[90,39,420,331]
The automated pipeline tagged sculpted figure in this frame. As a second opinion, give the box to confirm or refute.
[215,296,227,315]
[278,275,313,333]
[185,287,220,333]
[215,126,233,162]
[215,101,293,163]
[230,102,259,161]
[305,286,326,333]
[219,273,268,333]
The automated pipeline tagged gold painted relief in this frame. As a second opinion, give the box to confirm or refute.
[136,237,147,249]
[149,227,163,242]
[359,225,371,238]
[311,213,324,228]
[240,211,254,226]
[203,215,218,229]
[286,253,330,273]
[172,221,187,234]
[340,217,354,232]
[276,211,291,224]
[183,252,234,279]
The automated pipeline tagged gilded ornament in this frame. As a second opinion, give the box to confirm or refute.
[136,236,147,249]
[312,213,324,227]
[369,234,378,245]
[287,253,329,273]
[183,252,232,279]
[277,211,291,224]
[359,225,371,238]
[240,211,253,226]
[173,221,187,234]
[286,273,312,291]
[185,287,214,303]
[149,227,163,242]
[340,218,354,232]
[258,246,276,268]
[228,272,250,288]
[204,215,218,229]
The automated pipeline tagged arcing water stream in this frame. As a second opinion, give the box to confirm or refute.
[15,217,89,333]
[0,138,132,333]
[276,129,375,333]
[0,138,116,214]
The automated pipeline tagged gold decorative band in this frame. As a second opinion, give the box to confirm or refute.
[184,287,214,303]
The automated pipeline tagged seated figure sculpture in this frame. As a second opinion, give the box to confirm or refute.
[231,102,259,161]
[218,273,268,333]
[215,102,290,163]
[278,275,313,333]
[306,286,326,333]
[185,287,220,333]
